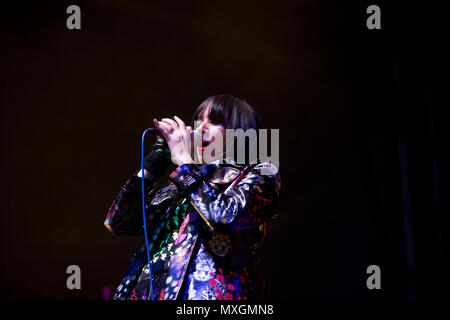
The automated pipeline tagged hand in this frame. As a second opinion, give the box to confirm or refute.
[153,116,194,166]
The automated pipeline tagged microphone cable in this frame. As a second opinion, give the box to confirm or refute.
[141,128,154,300]
[140,126,200,300]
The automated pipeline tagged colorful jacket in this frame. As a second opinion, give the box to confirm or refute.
[105,146,280,300]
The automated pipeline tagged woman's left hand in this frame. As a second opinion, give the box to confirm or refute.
[153,116,194,166]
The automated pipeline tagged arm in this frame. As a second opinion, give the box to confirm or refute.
[168,162,280,232]
[104,136,172,236]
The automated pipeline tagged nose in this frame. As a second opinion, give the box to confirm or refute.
[192,130,202,139]
[194,120,208,137]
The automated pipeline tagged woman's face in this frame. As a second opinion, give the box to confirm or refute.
[194,106,226,164]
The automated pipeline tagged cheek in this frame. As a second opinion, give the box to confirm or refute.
[208,126,221,138]
[212,128,225,146]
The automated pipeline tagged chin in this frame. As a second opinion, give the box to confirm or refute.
[196,151,205,165]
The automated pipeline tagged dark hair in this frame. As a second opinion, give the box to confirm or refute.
[191,95,262,131]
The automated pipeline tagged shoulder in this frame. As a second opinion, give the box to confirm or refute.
[246,161,281,196]
[249,161,279,178]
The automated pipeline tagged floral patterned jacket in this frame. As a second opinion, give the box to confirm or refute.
[105,146,280,300]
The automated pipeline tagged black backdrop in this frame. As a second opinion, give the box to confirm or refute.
[1,0,448,300]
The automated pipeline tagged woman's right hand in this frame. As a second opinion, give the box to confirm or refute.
[153,116,194,166]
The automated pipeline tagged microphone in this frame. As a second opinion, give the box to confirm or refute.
[147,128,161,135]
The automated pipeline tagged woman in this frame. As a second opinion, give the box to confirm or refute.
[105,95,280,300]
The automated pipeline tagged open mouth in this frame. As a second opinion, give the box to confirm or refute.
[198,141,210,153]
[198,137,215,156]
[201,140,210,148]
[201,136,214,148]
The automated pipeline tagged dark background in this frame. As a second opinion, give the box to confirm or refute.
[1,0,448,300]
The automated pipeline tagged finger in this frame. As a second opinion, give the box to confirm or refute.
[186,126,193,136]
[173,116,186,130]
[153,119,170,137]
[158,121,172,133]
[161,118,178,129]
[184,126,191,139]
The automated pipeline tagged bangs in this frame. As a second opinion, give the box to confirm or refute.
[192,97,228,127]
[192,97,213,125]
[192,95,261,131]
[208,101,230,127]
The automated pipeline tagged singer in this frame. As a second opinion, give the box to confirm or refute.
[104,95,280,300]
